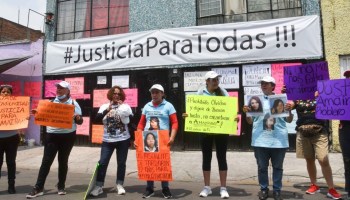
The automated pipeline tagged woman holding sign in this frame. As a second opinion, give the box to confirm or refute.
[0,85,22,194]
[90,85,133,197]
[26,81,83,199]
[136,84,178,199]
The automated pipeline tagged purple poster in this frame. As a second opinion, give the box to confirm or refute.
[283,61,329,100]
[316,79,350,120]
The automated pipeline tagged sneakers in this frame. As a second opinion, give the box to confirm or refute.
[90,186,103,197]
[273,191,283,200]
[57,188,67,195]
[142,188,154,198]
[26,187,44,199]
[327,188,342,200]
[199,186,212,197]
[162,187,172,199]
[258,188,269,200]
[117,184,126,195]
[306,184,320,194]
[220,187,229,199]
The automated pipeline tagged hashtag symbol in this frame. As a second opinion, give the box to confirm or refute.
[64,47,73,63]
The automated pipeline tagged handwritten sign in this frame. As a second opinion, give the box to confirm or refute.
[65,77,84,95]
[135,130,172,181]
[185,95,237,134]
[71,94,91,100]
[24,82,41,98]
[316,79,350,120]
[44,80,61,98]
[284,61,329,100]
[271,63,301,94]
[34,100,74,128]
[0,96,30,130]
[244,86,263,95]
[112,75,129,88]
[124,88,138,107]
[91,124,103,144]
[213,67,239,89]
[93,89,109,108]
[77,117,90,136]
[242,64,271,86]
[184,71,207,91]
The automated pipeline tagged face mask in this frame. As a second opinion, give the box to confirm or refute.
[57,94,67,100]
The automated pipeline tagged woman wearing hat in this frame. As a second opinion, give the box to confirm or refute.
[339,70,350,200]
[90,85,133,197]
[26,81,83,199]
[136,84,178,199]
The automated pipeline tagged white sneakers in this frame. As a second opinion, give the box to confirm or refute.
[199,186,229,199]
[220,187,230,199]
[199,186,212,197]
[90,186,103,197]
[116,184,126,195]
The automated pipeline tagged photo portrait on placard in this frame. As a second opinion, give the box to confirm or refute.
[143,131,159,152]
[244,95,264,117]
[268,94,289,118]
[263,113,275,131]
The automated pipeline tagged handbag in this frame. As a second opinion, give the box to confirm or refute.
[298,124,323,138]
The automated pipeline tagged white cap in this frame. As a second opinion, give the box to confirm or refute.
[205,71,222,80]
[149,84,164,92]
[259,76,276,84]
[55,81,71,90]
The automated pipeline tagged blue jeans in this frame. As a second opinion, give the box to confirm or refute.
[339,124,350,192]
[254,147,287,192]
[96,139,130,186]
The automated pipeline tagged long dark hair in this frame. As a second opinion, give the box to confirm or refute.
[144,132,158,149]
[248,96,263,112]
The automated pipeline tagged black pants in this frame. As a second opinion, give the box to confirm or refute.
[201,134,228,171]
[339,125,350,192]
[0,134,20,181]
[35,132,76,190]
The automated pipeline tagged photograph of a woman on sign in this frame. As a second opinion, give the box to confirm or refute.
[269,94,289,117]
[143,131,159,152]
[244,95,264,116]
[263,113,275,131]
[148,117,160,130]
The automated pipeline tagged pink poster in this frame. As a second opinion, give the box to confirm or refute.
[24,82,41,98]
[65,77,84,95]
[93,89,109,108]
[230,114,241,136]
[71,94,91,100]
[124,88,138,107]
[0,81,21,95]
[271,63,301,94]
[45,80,61,98]
[228,91,239,107]
[76,117,90,136]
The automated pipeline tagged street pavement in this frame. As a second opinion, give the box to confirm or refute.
[0,146,347,199]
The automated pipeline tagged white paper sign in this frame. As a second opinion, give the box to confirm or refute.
[112,75,129,88]
[212,67,239,89]
[244,86,263,95]
[243,64,271,86]
[184,71,207,92]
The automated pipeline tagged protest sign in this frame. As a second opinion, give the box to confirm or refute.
[316,79,350,120]
[269,94,289,118]
[284,61,329,100]
[124,88,138,107]
[135,130,172,181]
[65,77,84,95]
[0,96,30,130]
[93,89,109,108]
[76,117,90,136]
[271,63,301,94]
[184,71,207,91]
[34,100,74,128]
[91,124,104,144]
[212,67,240,89]
[242,64,271,86]
[44,80,61,98]
[185,95,237,134]
[244,95,265,117]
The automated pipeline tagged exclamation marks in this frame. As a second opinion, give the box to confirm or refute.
[276,25,296,48]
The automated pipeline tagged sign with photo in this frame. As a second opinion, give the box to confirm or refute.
[244,95,265,117]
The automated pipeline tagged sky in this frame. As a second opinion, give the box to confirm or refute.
[0,0,47,32]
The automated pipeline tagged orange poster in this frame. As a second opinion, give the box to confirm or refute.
[34,100,75,129]
[91,124,104,144]
[135,130,172,181]
[0,96,30,130]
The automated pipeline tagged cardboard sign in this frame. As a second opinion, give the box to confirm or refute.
[316,79,350,120]
[0,96,30,130]
[91,124,104,144]
[76,117,90,136]
[34,100,75,128]
[135,130,172,181]
[185,95,237,134]
[284,61,329,100]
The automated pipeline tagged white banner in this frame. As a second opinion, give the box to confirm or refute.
[46,15,322,74]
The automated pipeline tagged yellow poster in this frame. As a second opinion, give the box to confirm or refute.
[185,95,237,134]
[0,96,30,130]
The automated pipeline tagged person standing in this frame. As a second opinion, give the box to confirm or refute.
[243,76,293,200]
[136,84,178,199]
[26,81,83,199]
[340,69,350,200]
[90,86,133,197]
[0,85,26,194]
